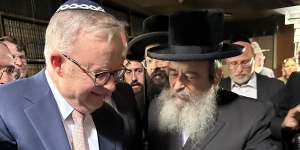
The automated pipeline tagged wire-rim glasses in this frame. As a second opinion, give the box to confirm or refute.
[62,54,125,86]
[226,57,254,69]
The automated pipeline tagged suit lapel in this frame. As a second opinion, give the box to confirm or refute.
[183,119,225,150]
[92,104,124,150]
[256,74,263,100]
[24,70,71,150]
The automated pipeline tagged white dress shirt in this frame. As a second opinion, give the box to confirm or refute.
[45,69,99,150]
[231,73,257,99]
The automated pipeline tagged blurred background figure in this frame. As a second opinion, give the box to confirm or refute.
[124,59,145,94]
[0,42,19,84]
[145,56,169,77]
[126,16,170,148]
[278,57,299,84]
[0,36,28,78]
[252,41,275,78]
[127,15,170,103]
[123,58,146,117]
[144,56,169,101]
[221,37,284,101]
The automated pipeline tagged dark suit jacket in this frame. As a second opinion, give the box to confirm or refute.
[271,72,300,149]
[0,70,125,150]
[220,73,284,149]
[220,73,284,104]
[147,90,278,150]
[111,82,143,150]
[276,72,300,110]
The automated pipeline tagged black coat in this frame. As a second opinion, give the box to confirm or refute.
[148,90,278,150]
[219,73,284,104]
[272,72,300,149]
[220,73,284,149]
[110,82,143,150]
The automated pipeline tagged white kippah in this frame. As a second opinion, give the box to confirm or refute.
[56,2,106,13]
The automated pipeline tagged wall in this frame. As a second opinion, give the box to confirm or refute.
[252,35,274,70]
[0,0,59,20]
[275,24,294,77]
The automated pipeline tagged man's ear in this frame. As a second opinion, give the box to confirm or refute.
[50,52,64,77]
[213,68,223,85]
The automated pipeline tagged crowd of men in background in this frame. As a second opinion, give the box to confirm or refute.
[1,0,300,150]
[0,36,28,84]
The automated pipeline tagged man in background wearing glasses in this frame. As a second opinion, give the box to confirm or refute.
[220,38,284,102]
[220,37,285,149]
[0,0,129,150]
[0,42,19,84]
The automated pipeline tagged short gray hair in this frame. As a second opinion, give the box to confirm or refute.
[44,10,126,65]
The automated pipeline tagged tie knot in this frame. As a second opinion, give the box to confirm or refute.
[72,110,85,124]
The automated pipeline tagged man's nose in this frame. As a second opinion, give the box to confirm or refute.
[172,75,186,93]
[131,71,137,80]
[235,63,244,73]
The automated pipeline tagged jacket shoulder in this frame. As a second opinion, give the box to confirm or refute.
[257,73,284,86]
[218,90,271,114]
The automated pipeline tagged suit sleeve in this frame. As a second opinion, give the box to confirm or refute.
[245,102,280,150]
[0,112,17,150]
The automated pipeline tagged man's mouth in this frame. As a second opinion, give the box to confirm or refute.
[171,92,189,101]
[235,74,245,78]
[154,75,163,82]
[131,82,141,87]
[132,85,141,89]
[176,95,189,102]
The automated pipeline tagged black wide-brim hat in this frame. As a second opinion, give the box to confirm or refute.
[127,15,168,61]
[147,10,244,61]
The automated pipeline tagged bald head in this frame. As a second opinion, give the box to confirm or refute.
[233,41,254,58]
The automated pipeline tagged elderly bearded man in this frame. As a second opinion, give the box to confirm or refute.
[147,10,279,150]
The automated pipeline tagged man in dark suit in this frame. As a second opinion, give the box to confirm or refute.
[220,38,284,104]
[0,0,128,149]
[127,14,170,104]
[108,82,143,150]
[147,10,278,150]
[271,72,300,149]
[127,15,170,137]
[220,36,284,149]
[123,58,146,118]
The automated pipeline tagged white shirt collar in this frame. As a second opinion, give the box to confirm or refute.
[45,69,73,120]
[231,73,257,88]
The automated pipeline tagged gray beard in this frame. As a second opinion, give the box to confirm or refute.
[155,85,218,142]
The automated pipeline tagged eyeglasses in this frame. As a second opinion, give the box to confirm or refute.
[62,54,125,86]
[226,58,254,69]
[0,65,19,80]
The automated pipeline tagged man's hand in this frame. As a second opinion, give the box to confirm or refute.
[282,104,300,130]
